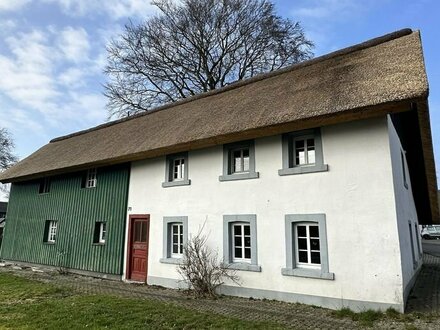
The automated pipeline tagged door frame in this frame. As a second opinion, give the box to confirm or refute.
[126,214,150,282]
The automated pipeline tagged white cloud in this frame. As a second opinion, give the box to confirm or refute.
[0,26,107,130]
[57,27,90,63]
[0,0,29,11]
[42,0,158,20]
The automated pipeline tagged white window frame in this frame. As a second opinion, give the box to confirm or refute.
[160,216,188,264]
[99,222,106,244]
[294,223,321,269]
[282,214,334,280]
[293,135,316,166]
[85,168,97,188]
[170,223,184,258]
[172,158,185,181]
[162,153,190,187]
[48,221,57,243]
[230,148,250,174]
[231,223,252,263]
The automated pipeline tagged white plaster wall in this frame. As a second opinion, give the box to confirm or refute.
[387,116,422,301]
[124,117,404,308]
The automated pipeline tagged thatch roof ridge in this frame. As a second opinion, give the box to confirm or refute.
[51,28,413,143]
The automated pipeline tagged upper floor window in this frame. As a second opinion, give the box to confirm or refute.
[279,128,328,176]
[219,140,259,181]
[162,153,190,187]
[172,157,185,181]
[282,214,334,280]
[39,177,51,194]
[85,168,97,188]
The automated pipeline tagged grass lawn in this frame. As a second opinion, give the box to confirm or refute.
[0,273,284,329]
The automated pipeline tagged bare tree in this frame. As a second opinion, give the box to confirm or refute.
[105,0,313,118]
[178,225,239,297]
[0,128,18,197]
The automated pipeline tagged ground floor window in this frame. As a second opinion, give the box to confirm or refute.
[160,216,188,263]
[282,214,333,280]
[44,220,57,243]
[223,215,260,272]
[93,222,107,244]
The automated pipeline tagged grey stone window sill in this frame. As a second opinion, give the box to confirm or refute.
[219,172,259,182]
[225,263,261,272]
[162,179,191,188]
[278,164,328,176]
[160,257,184,265]
[281,267,334,280]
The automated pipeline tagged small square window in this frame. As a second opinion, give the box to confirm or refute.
[279,129,328,176]
[219,141,259,181]
[83,168,97,188]
[44,220,57,243]
[163,153,190,187]
[39,178,51,194]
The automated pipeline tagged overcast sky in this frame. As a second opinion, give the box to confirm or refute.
[0,0,439,201]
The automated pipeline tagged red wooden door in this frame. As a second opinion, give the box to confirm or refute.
[127,215,149,282]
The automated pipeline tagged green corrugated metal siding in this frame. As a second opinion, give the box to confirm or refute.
[0,164,130,275]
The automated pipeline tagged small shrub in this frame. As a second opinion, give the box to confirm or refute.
[385,307,400,319]
[177,226,239,298]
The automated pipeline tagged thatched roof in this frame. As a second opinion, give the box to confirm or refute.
[2,29,438,222]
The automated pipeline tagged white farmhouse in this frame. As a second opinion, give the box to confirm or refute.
[0,29,437,312]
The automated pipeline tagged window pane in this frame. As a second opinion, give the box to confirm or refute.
[243,156,250,172]
[180,233,183,244]
[298,238,307,250]
[141,222,147,242]
[234,247,242,258]
[307,150,315,164]
[172,225,178,234]
[298,250,308,263]
[307,139,315,147]
[179,243,183,254]
[297,226,306,237]
[295,140,304,149]
[244,247,251,259]
[309,226,319,237]
[173,234,178,244]
[234,236,242,247]
[173,244,178,254]
[242,149,249,157]
[244,236,251,247]
[244,225,250,236]
[234,155,242,172]
[297,150,306,165]
[311,252,321,264]
[234,225,241,235]
[310,239,320,251]
[134,222,141,242]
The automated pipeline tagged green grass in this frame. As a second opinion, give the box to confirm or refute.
[331,308,382,327]
[0,274,284,329]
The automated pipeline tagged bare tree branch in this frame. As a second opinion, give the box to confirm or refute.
[104,0,314,119]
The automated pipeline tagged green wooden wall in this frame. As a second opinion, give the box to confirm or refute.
[0,164,130,275]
